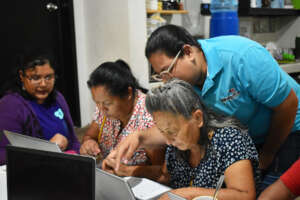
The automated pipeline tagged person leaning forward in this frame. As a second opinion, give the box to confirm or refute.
[80,59,165,177]
[113,79,259,200]
[119,24,300,193]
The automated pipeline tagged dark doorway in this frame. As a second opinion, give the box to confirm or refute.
[0,0,81,126]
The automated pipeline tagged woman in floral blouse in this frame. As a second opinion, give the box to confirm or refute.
[80,59,164,177]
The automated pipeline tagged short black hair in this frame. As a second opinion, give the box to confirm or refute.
[87,59,147,98]
[145,24,202,59]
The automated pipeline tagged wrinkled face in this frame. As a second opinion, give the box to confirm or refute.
[91,85,131,120]
[148,48,205,85]
[153,111,203,151]
[20,63,55,104]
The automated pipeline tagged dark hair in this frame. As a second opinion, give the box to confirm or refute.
[0,50,57,104]
[87,59,147,98]
[145,24,202,59]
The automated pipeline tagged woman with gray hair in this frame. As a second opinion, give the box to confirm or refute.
[110,79,260,200]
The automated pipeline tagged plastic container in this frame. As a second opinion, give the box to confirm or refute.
[210,0,238,12]
[256,0,262,8]
[210,0,239,38]
[146,0,158,10]
[257,0,284,8]
[270,0,284,8]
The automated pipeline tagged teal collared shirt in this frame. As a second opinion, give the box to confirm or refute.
[194,36,300,144]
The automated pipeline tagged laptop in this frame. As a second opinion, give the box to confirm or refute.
[4,130,62,152]
[6,145,95,200]
[95,168,171,200]
[167,192,187,200]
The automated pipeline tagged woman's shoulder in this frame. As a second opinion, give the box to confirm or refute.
[0,93,31,123]
[134,90,149,113]
[0,92,26,106]
[54,91,66,103]
[136,89,146,101]
[214,127,242,139]
[212,127,254,149]
[211,127,258,162]
[134,90,153,116]
[127,90,153,129]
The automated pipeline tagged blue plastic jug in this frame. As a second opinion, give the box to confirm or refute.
[210,0,239,38]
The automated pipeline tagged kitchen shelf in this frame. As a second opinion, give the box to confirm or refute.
[147,9,188,14]
[200,1,300,16]
[239,0,300,16]
[239,8,300,16]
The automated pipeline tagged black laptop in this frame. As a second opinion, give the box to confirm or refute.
[6,145,95,200]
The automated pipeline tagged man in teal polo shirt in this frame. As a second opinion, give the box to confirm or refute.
[144,24,300,191]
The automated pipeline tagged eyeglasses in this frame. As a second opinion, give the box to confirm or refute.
[24,74,56,85]
[151,50,181,82]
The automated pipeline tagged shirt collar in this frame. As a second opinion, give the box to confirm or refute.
[198,39,224,95]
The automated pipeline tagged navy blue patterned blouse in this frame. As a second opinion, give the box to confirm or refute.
[166,127,260,189]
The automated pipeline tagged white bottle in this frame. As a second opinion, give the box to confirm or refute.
[146,0,158,10]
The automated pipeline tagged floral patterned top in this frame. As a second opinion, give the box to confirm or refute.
[166,127,260,189]
[93,90,154,165]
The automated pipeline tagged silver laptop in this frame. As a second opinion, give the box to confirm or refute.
[95,168,171,200]
[167,192,187,200]
[4,130,62,153]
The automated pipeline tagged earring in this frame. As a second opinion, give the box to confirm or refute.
[208,130,214,140]
[21,83,26,91]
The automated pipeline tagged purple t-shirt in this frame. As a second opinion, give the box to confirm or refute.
[29,101,69,140]
[0,92,80,165]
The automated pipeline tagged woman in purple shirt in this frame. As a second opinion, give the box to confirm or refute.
[0,50,80,165]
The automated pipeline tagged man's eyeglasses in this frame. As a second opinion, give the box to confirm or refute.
[24,74,56,85]
[151,50,181,82]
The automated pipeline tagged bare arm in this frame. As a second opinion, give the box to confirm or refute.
[258,179,295,200]
[259,89,298,169]
[80,121,101,156]
[258,159,300,200]
[102,146,169,183]
[82,121,99,142]
[159,160,256,200]
[115,126,167,170]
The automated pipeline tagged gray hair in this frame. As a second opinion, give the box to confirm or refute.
[146,79,202,119]
[146,79,246,139]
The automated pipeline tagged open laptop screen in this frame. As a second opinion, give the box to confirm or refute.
[4,130,62,153]
[6,146,95,200]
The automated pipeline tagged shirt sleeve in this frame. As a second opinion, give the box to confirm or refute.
[280,159,300,196]
[0,95,27,165]
[237,46,291,107]
[134,92,154,131]
[0,95,26,133]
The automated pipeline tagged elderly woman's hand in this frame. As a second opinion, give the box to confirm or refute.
[102,150,118,174]
[102,150,133,176]
[50,133,69,151]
